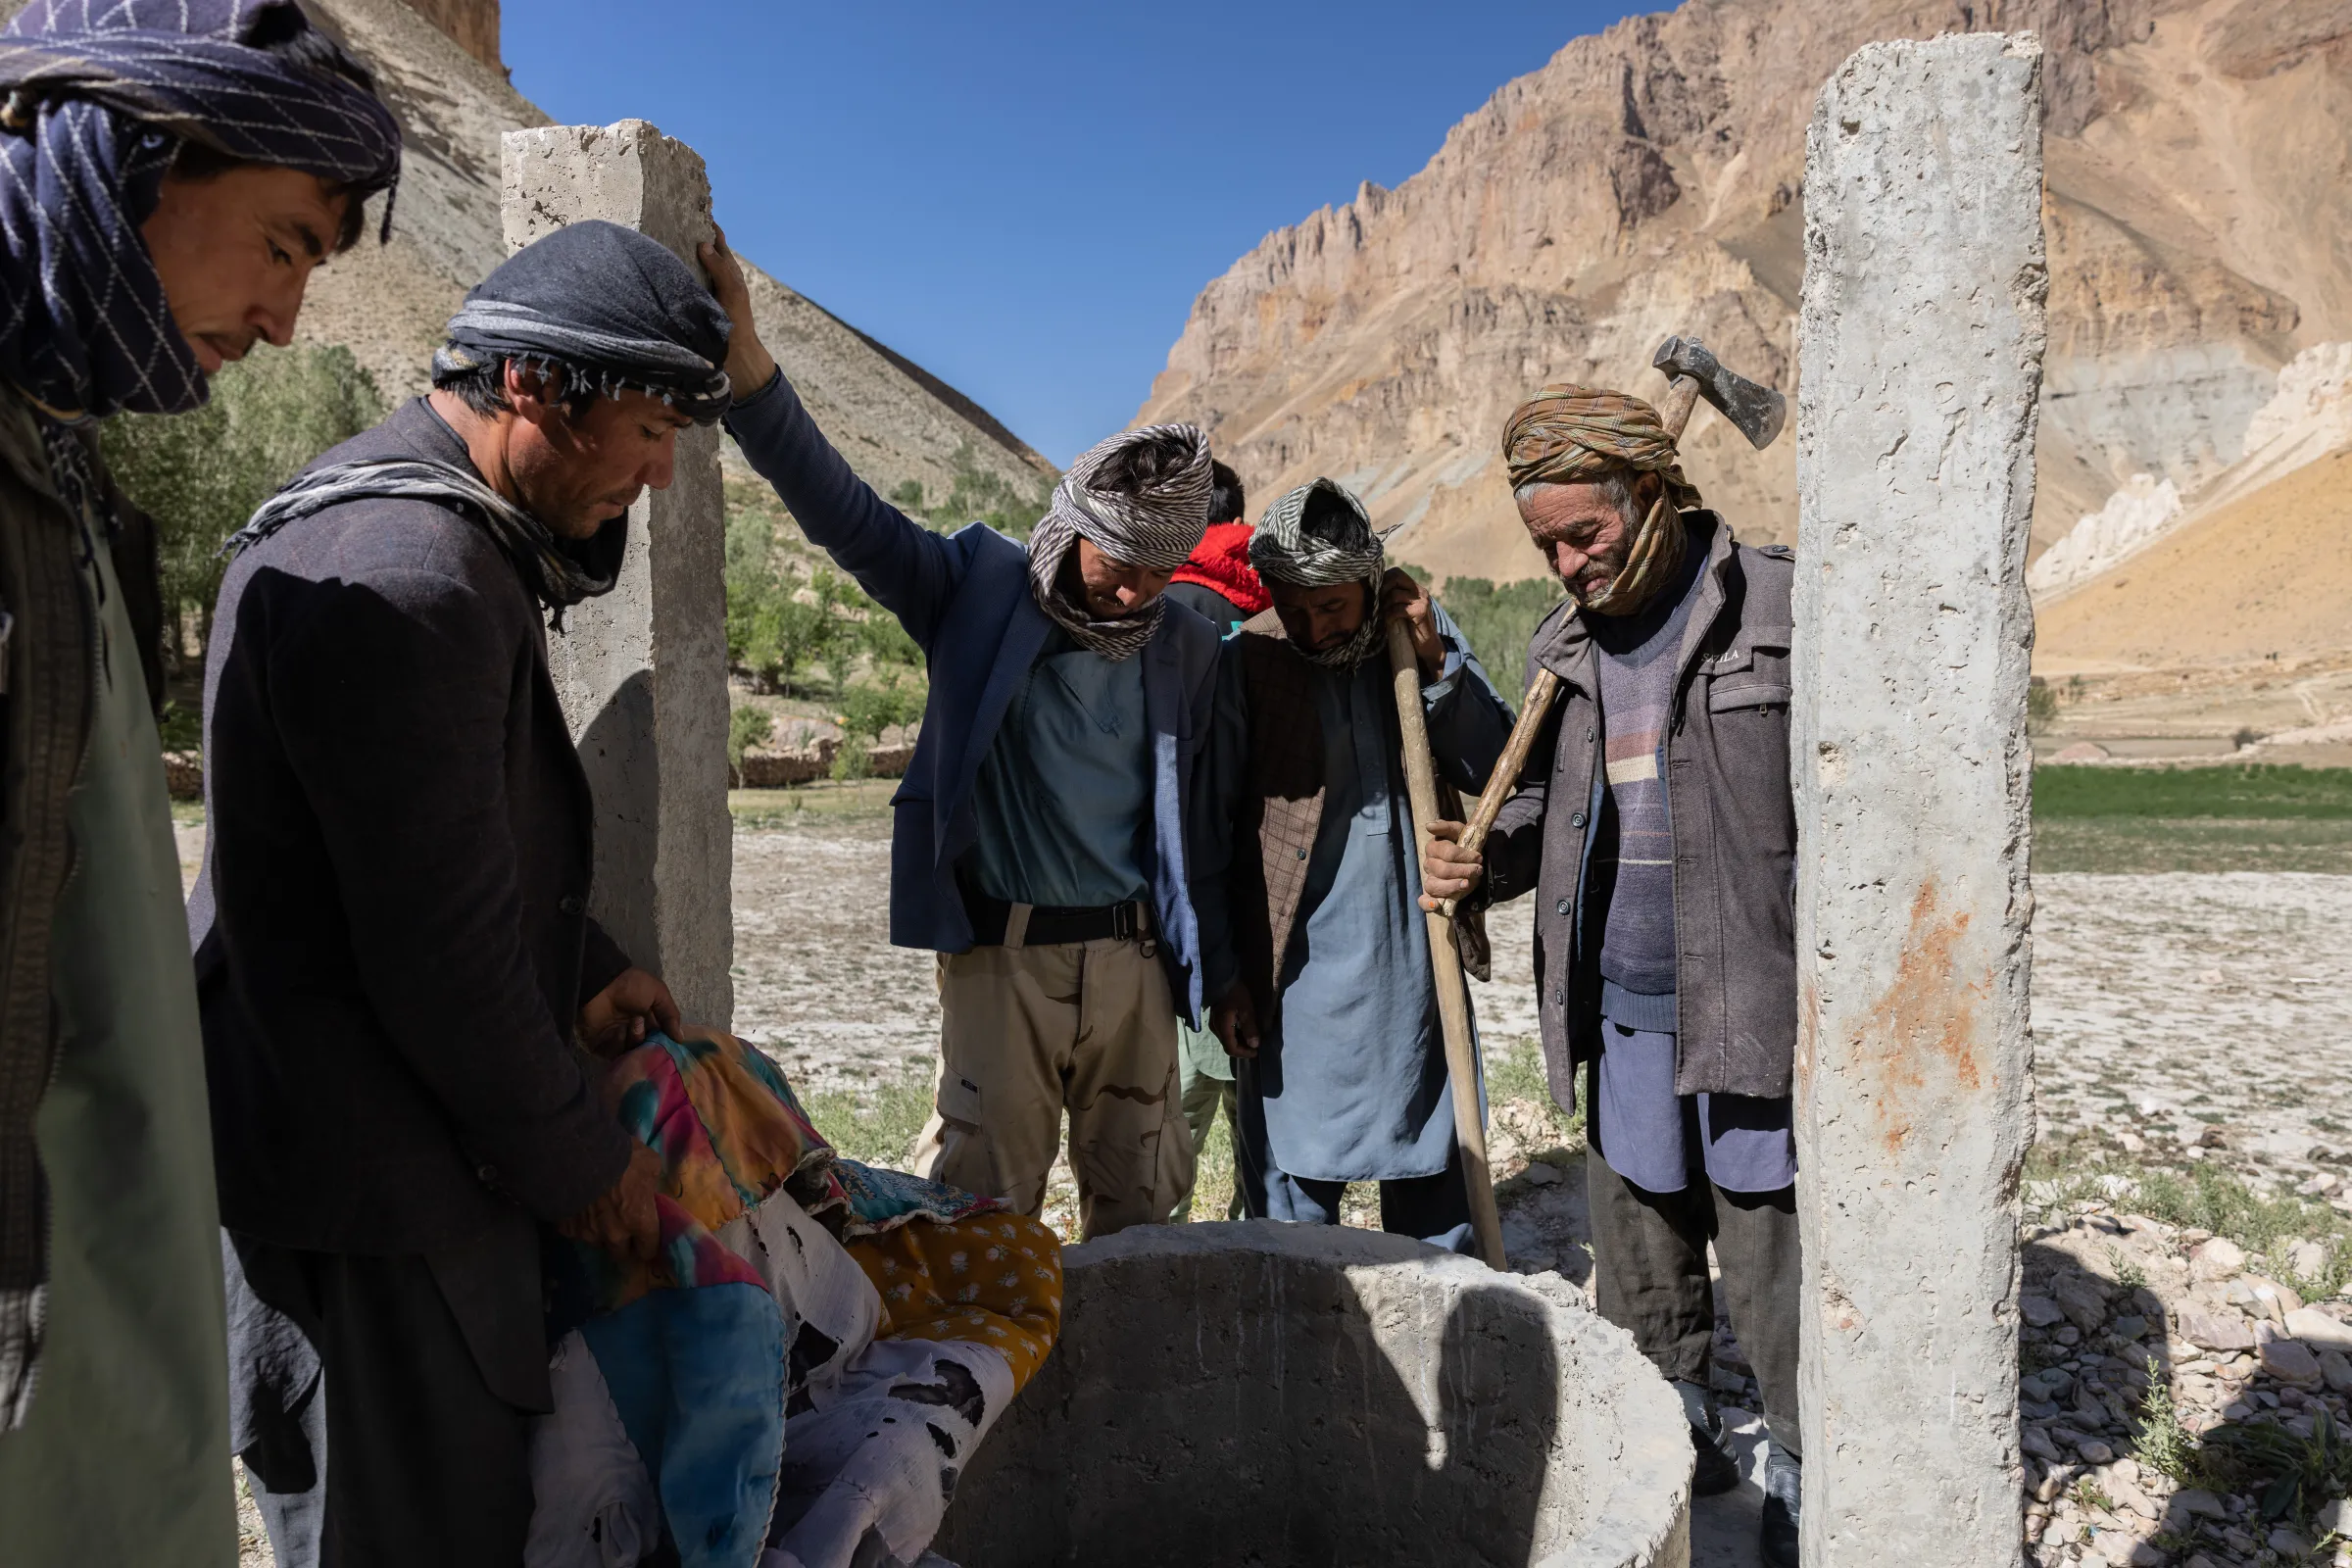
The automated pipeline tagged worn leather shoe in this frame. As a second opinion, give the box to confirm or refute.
[1760,1450,1800,1567]
[1690,1421,1741,1496]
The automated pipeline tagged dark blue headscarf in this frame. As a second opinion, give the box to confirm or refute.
[432,219,734,425]
[0,0,404,421]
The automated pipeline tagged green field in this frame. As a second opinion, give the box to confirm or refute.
[2033,763,2352,873]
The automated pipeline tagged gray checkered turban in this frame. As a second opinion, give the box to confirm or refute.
[1250,477,1389,667]
[1026,421,1212,661]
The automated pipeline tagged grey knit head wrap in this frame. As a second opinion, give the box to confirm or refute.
[1026,421,1213,661]
[1250,477,1388,667]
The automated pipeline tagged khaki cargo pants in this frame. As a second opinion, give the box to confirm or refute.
[913,932,1193,1240]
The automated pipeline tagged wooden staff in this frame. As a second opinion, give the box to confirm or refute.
[1386,616,1508,1269]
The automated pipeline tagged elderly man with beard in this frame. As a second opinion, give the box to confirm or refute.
[0,3,400,1560]
[190,220,730,1566]
[1193,479,1513,1250]
[702,241,1217,1240]
[1418,386,1803,1568]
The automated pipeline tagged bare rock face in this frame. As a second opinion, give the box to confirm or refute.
[401,0,500,73]
[1136,0,2351,583]
[216,0,1056,508]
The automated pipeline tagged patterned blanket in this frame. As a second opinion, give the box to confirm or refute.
[529,1031,1059,1568]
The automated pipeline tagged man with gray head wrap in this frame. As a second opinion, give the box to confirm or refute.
[706,243,1221,1240]
[1190,478,1515,1249]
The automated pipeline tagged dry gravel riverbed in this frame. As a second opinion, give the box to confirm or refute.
[198,808,2352,1567]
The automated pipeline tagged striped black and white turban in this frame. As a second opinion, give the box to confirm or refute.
[1250,477,1389,668]
[1026,421,1212,661]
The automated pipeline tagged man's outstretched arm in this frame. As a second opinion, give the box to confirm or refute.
[702,234,960,646]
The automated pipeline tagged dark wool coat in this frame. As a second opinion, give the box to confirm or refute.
[1482,514,1799,1106]
[189,398,634,1405]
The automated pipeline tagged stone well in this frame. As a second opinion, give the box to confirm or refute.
[935,1221,1691,1568]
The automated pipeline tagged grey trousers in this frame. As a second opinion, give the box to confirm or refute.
[225,1235,534,1568]
[1585,1148,1802,1456]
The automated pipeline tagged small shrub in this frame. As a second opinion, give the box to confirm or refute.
[2133,1356,2197,1485]
[727,706,773,786]
[830,738,871,782]
[2029,677,2059,732]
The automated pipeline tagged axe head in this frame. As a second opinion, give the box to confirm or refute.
[1652,336,1787,451]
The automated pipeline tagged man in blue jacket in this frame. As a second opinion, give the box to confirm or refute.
[705,238,1217,1238]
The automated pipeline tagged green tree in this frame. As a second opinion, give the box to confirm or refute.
[99,342,385,671]
[910,441,1050,538]
[726,704,773,787]
[1397,565,1563,696]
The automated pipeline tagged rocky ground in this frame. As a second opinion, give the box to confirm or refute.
[725,808,2352,1568]
[193,804,2352,1567]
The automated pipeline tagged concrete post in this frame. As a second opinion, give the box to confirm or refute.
[501,121,733,1029]
[1791,34,2044,1567]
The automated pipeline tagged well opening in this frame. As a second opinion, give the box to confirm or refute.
[936,1221,1690,1568]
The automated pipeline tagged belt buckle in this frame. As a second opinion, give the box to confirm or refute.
[1109,902,1137,943]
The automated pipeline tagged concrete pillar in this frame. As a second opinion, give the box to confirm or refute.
[1790,34,2044,1567]
[501,121,733,1029]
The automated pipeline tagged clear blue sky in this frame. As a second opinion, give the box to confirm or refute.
[503,1,1642,467]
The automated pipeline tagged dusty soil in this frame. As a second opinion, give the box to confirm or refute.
[204,811,2352,1568]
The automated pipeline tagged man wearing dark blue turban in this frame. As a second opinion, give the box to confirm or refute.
[0,2,399,1562]
[192,218,738,1568]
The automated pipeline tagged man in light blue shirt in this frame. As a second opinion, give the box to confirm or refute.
[704,238,1219,1238]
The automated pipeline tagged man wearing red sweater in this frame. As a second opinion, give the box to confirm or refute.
[1162,460,1262,1214]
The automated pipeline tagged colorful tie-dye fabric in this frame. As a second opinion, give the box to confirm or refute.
[533,1030,1059,1568]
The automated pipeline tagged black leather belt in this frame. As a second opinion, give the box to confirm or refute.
[965,892,1151,948]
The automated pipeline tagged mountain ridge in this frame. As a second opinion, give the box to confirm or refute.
[1138,0,2350,590]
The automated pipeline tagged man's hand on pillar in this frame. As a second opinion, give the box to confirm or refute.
[699,229,778,395]
[1417,820,1485,910]
[1209,981,1262,1060]
[556,1144,664,1261]
[579,966,683,1057]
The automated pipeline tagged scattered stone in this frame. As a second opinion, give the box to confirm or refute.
[2058,1272,2118,1333]
[2190,1237,2245,1281]
[2285,1307,2352,1352]
[2315,1496,2347,1537]
[1709,1363,1749,1396]
[2023,1294,2068,1328]
[2170,1489,2227,1520]
[2107,1474,2159,1520]
[2299,1173,2342,1197]
[2248,1275,2303,1315]
[2077,1437,2116,1464]
[2270,1526,2313,1557]
[2288,1240,2329,1278]
[2052,741,2111,762]
[2111,1315,2149,1341]
[2180,1310,2257,1351]
[1521,1160,1563,1188]
[2321,1348,2352,1394]
[2261,1338,2325,1388]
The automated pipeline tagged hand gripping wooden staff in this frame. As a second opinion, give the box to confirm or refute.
[1389,335,1788,1269]
[1432,335,1789,920]
[1387,614,1510,1267]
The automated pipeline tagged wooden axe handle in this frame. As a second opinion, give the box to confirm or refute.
[1433,373,1702,918]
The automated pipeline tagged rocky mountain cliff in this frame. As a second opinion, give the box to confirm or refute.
[305,0,1054,505]
[1137,0,2350,585]
[0,0,1057,508]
